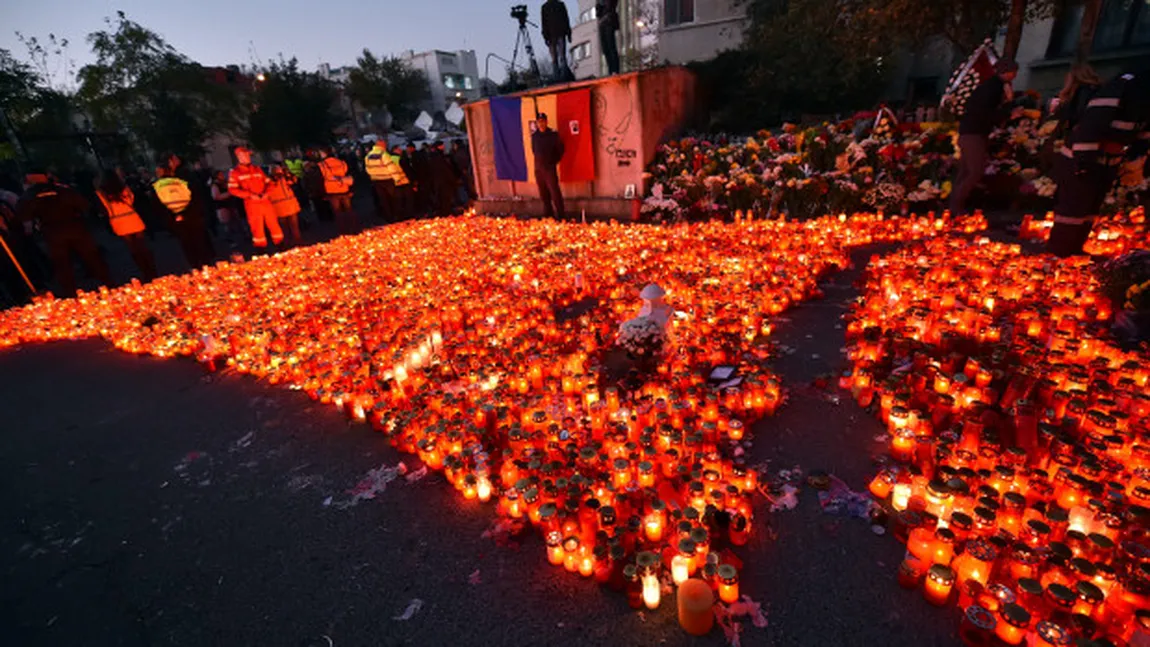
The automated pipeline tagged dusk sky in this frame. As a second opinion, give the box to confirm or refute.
[1,0,579,84]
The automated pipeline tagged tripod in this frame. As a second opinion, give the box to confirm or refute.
[511,18,541,81]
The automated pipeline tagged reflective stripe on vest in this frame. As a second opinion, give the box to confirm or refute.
[154,177,192,213]
[100,192,136,219]
[365,152,388,181]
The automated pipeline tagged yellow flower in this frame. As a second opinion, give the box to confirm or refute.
[941,181,953,199]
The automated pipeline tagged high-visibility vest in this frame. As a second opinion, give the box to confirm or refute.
[319,157,352,194]
[365,148,410,186]
[285,158,305,178]
[96,188,146,237]
[365,147,389,181]
[227,164,272,203]
[153,177,192,214]
[267,177,300,217]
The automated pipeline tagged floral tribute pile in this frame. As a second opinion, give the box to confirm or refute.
[0,213,985,620]
[644,109,1147,222]
[845,236,1150,645]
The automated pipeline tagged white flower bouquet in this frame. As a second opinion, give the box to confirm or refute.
[617,316,667,359]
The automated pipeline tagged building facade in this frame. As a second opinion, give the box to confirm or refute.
[656,0,748,65]
[401,49,481,113]
[1008,1,1150,96]
[886,1,1150,105]
[570,0,658,80]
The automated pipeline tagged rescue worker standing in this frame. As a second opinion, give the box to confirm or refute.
[365,141,398,221]
[15,169,111,296]
[1048,71,1150,257]
[531,112,566,220]
[154,166,214,269]
[268,164,303,245]
[319,147,357,234]
[228,146,284,251]
[96,171,158,282]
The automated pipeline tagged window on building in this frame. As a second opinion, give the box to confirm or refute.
[664,0,695,26]
[439,55,454,67]
[1047,0,1150,58]
[442,73,472,90]
[572,42,592,61]
[580,7,597,23]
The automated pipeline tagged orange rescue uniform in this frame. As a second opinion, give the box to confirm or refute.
[227,163,283,247]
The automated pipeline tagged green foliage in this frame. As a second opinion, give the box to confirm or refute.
[0,48,82,168]
[76,11,243,160]
[347,49,430,126]
[741,0,897,119]
[248,58,343,151]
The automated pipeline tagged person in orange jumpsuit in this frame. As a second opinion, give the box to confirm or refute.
[227,146,283,250]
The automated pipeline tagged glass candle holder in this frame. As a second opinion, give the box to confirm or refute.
[959,604,997,647]
[718,563,740,604]
[925,564,956,606]
[995,603,1031,645]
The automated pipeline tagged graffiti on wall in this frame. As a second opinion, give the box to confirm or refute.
[594,88,638,168]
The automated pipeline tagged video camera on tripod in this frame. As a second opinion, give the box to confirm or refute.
[508,4,541,81]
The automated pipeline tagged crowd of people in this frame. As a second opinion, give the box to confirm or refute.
[0,139,476,305]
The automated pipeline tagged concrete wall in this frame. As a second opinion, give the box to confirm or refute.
[464,66,696,217]
[658,0,747,65]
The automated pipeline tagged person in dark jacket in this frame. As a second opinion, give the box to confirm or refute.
[531,112,566,220]
[1052,64,1103,136]
[15,169,111,296]
[427,141,460,217]
[1048,71,1150,257]
[302,150,334,222]
[541,0,573,82]
[597,0,621,75]
[451,140,476,202]
[948,59,1019,216]
[154,166,214,269]
[161,152,217,262]
[405,143,434,217]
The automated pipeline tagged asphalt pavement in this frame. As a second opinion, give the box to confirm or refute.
[0,240,965,647]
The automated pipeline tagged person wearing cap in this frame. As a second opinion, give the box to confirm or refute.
[16,169,111,296]
[154,166,214,269]
[948,58,1019,217]
[1048,70,1150,257]
[531,112,566,220]
[228,146,284,250]
[95,170,157,282]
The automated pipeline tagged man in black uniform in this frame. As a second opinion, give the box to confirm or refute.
[16,169,112,296]
[1048,70,1150,257]
[531,112,566,220]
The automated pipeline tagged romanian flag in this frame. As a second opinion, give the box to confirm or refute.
[490,89,595,183]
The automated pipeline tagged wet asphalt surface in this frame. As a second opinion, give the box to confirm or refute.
[0,234,967,646]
